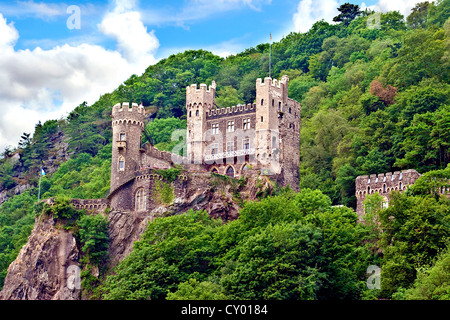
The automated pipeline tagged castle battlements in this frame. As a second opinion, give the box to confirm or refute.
[112,102,145,115]
[355,169,422,218]
[206,103,256,119]
[256,76,289,89]
[186,81,216,95]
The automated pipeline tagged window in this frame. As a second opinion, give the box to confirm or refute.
[118,156,125,171]
[135,188,146,211]
[261,116,263,122]
[227,141,234,152]
[399,182,403,190]
[272,136,278,149]
[212,123,219,134]
[243,118,250,130]
[120,133,126,141]
[278,102,281,110]
[261,99,264,106]
[211,143,218,155]
[289,107,292,114]
[243,138,250,150]
[226,166,235,178]
[227,121,235,132]
[242,163,250,171]
[272,99,274,107]
[383,184,387,193]
[189,111,192,117]
[196,110,199,116]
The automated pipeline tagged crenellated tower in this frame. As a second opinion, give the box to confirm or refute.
[255,76,290,173]
[110,102,146,192]
[186,81,216,164]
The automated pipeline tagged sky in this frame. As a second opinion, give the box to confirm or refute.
[0,0,425,152]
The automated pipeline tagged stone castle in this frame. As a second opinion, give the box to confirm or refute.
[354,169,422,219]
[104,75,300,213]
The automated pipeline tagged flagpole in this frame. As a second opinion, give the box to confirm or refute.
[269,33,272,78]
[38,167,42,201]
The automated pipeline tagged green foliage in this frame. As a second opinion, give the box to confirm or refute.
[377,191,450,297]
[99,191,374,300]
[333,3,362,26]
[167,278,230,300]
[0,191,36,289]
[215,86,243,108]
[154,167,183,183]
[45,196,81,221]
[393,245,450,300]
[76,214,109,264]
[143,117,187,146]
[100,210,221,300]
[152,180,175,205]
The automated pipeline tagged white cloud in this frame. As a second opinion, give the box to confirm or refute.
[99,2,159,63]
[0,0,160,152]
[293,0,340,33]
[361,0,422,17]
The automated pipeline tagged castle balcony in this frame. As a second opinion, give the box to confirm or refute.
[117,141,126,149]
[204,148,255,161]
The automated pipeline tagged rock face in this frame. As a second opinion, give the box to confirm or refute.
[0,175,271,300]
[0,217,81,300]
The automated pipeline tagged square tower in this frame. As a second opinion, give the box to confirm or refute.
[186,81,216,164]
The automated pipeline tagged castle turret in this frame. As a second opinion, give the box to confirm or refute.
[255,76,289,172]
[186,81,216,164]
[111,102,146,192]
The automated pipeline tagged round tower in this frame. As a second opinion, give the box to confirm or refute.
[186,81,216,164]
[110,102,146,192]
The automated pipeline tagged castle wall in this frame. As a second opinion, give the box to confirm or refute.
[355,169,422,219]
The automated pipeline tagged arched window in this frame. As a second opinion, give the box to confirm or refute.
[211,168,218,173]
[399,182,403,190]
[226,166,235,178]
[118,156,125,171]
[135,188,146,211]
[189,111,192,117]
[367,186,371,194]
[383,184,386,193]
[196,110,199,116]
[242,163,250,171]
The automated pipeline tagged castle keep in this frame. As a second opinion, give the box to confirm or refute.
[106,76,301,213]
[186,75,300,185]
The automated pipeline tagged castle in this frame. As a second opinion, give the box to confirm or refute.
[103,76,300,213]
[354,169,422,219]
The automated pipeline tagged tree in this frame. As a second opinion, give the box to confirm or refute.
[215,86,243,108]
[377,191,450,298]
[395,106,450,171]
[406,2,431,29]
[333,3,362,26]
[77,214,109,264]
[369,79,397,106]
[394,246,450,300]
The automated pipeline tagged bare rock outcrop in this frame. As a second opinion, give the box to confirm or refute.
[0,216,80,300]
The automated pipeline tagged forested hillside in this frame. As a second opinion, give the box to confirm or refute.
[0,1,449,299]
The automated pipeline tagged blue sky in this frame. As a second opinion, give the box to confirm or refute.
[0,0,423,151]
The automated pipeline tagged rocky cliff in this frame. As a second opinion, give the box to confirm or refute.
[0,174,272,300]
[0,216,81,300]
